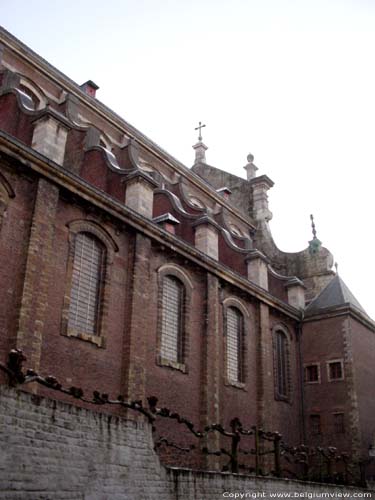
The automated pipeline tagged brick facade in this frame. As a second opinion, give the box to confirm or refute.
[0,26,374,478]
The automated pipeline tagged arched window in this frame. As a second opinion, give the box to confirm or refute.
[160,275,184,363]
[226,306,244,383]
[67,232,105,336]
[274,329,290,399]
[62,220,118,347]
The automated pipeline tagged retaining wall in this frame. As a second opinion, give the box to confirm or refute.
[0,387,373,499]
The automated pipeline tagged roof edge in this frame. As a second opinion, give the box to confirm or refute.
[303,303,375,332]
[0,27,256,231]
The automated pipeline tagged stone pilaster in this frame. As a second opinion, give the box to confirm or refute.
[246,250,269,290]
[193,216,220,261]
[16,178,59,374]
[257,302,275,469]
[124,170,158,219]
[200,273,221,470]
[343,317,362,461]
[31,111,70,165]
[285,278,306,309]
[123,233,152,401]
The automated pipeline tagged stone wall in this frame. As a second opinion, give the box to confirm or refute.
[168,469,374,499]
[0,386,172,500]
[0,387,373,500]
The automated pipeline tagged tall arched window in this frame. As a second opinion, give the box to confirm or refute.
[226,306,244,383]
[68,232,105,336]
[161,275,184,363]
[274,329,290,399]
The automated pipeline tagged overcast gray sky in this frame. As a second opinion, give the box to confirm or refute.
[2,0,375,317]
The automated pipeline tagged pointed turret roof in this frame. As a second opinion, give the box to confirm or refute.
[305,275,367,316]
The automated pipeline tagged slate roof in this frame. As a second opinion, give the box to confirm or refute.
[305,275,367,316]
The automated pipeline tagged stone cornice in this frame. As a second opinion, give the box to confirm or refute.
[122,169,159,188]
[245,249,269,264]
[191,215,222,231]
[249,174,274,189]
[31,106,72,129]
[0,131,301,321]
[153,213,180,225]
[285,277,306,289]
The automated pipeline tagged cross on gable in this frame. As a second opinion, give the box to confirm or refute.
[195,121,206,141]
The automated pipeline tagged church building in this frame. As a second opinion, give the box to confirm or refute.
[0,27,374,474]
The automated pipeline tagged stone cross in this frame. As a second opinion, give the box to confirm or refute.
[195,121,206,142]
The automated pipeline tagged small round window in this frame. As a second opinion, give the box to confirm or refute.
[18,84,40,109]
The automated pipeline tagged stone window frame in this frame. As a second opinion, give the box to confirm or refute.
[61,220,118,348]
[304,363,321,384]
[156,264,193,374]
[0,172,15,231]
[272,324,292,402]
[222,297,250,390]
[327,359,345,382]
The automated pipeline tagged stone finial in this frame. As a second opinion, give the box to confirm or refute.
[244,153,258,180]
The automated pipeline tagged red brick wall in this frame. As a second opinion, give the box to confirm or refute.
[302,316,353,453]
[38,195,130,403]
[144,247,206,467]
[0,159,304,470]
[0,93,34,145]
[0,164,36,361]
[267,312,302,446]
